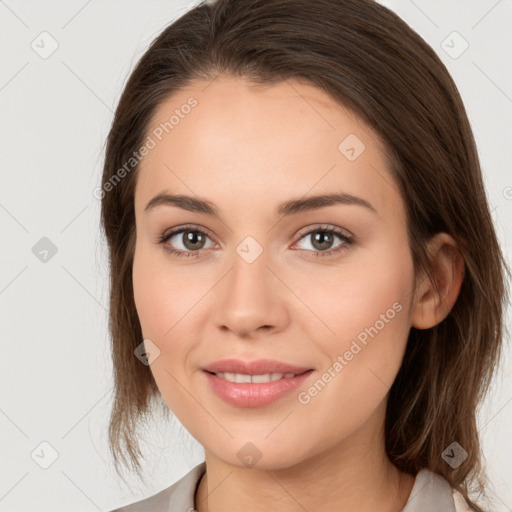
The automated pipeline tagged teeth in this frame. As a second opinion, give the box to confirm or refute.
[215,372,297,383]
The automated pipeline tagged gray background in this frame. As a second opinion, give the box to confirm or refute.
[0,0,511,510]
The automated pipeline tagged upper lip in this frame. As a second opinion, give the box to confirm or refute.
[202,358,313,375]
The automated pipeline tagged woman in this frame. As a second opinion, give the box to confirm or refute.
[101,0,510,510]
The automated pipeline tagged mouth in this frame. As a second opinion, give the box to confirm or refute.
[201,357,313,376]
[203,369,312,383]
[202,369,315,408]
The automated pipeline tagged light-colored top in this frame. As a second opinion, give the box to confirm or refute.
[108,461,474,511]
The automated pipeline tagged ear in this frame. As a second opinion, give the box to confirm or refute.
[411,232,465,330]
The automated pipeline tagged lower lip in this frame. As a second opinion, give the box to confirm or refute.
[202,370,314,408]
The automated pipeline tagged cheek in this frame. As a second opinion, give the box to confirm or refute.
[131,245,214,403]
[290,250,414,441]
[132,243,202,339]
[308,245,414,385]
[132,246,200,412]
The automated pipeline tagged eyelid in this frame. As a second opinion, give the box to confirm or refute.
[295,223,353,240]
[161,223,217,243]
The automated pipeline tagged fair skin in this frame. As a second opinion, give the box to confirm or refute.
[132,74,464,511]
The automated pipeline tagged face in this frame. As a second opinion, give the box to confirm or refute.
[132,74,417,470]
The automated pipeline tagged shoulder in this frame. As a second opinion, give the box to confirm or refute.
[452,488,474,512]
[106,461,206,512]
[402,468,475,512]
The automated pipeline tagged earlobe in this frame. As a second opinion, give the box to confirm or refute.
[411,233,465,330]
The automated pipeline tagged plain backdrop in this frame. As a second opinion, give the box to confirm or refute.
[0,1,511,510]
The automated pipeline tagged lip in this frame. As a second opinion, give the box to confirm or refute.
[201,358,313,375]
[202,369,315,408]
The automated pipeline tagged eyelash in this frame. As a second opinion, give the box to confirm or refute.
[156,223,354,259]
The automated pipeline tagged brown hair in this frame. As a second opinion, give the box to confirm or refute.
[100,0,510,508]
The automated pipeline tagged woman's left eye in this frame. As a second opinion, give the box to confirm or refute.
[293,225,354,257]
[157,224,354,258]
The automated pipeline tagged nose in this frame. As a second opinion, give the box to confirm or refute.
[212,249,290,338]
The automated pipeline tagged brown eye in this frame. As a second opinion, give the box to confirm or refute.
[179,229,208,251]
[294,225,354,257]
[309,230,336,251]
[157,225,216,258]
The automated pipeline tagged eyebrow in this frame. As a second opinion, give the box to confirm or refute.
[144,192,378,217]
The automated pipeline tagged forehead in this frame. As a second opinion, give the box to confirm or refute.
[135,75,403,221]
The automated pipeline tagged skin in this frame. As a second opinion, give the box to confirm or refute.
[132,74,464,511]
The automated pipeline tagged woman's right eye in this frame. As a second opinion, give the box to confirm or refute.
[157,226,215,258]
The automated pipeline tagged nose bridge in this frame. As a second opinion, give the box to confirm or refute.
[229,235,272,303]
[213,234,285,335]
